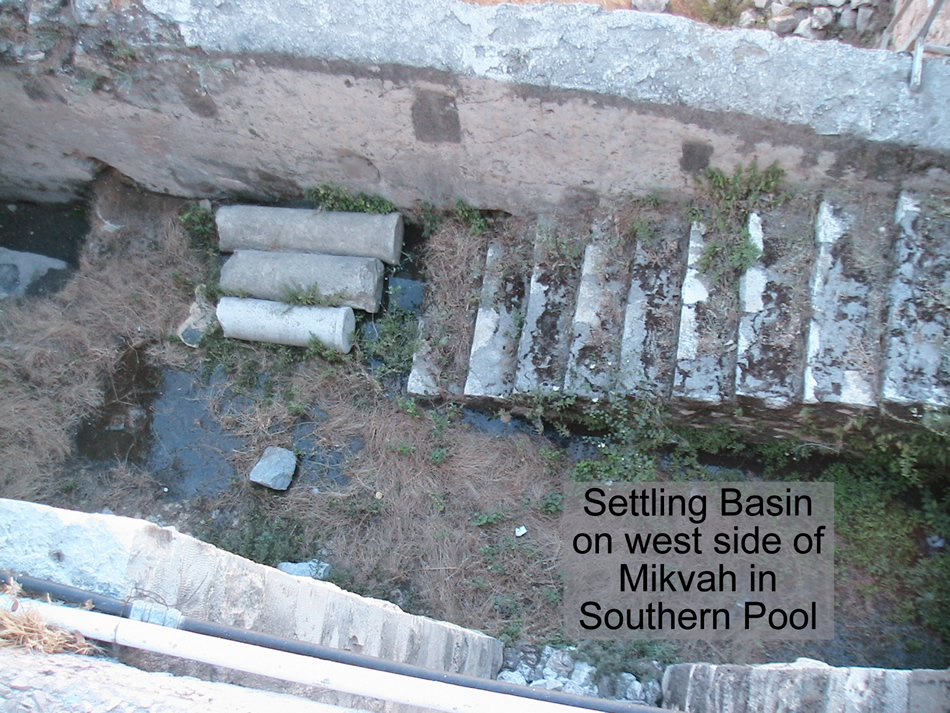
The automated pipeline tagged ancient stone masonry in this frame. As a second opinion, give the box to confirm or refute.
[409,190,950,434]
[1,0,949,208]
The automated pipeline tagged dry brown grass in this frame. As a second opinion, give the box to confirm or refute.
[0,170,203,501]
[201,353,570,640]
[0,592,99,655]
[416,221,490,391]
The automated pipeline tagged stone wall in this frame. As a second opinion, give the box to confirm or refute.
[0,0,948,211]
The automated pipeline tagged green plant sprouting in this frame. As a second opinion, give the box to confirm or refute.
[306,183,397,214]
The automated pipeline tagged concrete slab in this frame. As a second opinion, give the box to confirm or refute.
[513,222,582,394]
[672,222,737,403]
[406,318,442,396]
[619,224,687,399]
[662,659,950,713]
[464,240,526,398]
[0,648,372,713]
[0,499,503,680]
[882,193,950,407]
[735,208,813,408]
[803,202,885,407]
[563,241,629,397]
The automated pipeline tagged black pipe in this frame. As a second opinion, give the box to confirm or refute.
[1,570,661,713]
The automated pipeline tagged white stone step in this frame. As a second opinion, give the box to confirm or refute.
[803,201,885,407]
[735,207,812,408]
[406,317,441,396]
[512,222,583,394]
[882,192,950,407]
[672,222,736,403]
[463,240,527,399]
[563,241,629,397]
[619,224,688,399]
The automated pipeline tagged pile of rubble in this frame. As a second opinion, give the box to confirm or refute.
[496,644,664,707]
[738,0,884,37]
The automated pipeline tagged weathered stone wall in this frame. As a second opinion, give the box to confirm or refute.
[1,0,948,211]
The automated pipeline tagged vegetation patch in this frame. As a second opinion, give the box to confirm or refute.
[689,160,786,286]
[306,183,396,214]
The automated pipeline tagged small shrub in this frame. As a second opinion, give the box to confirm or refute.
[179,203,217,252]
[306,183,396,214]
[454,199,489,235]
[361,304,419,376]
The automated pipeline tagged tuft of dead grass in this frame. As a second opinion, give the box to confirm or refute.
[0,595,99,655]
[0,170,204,501]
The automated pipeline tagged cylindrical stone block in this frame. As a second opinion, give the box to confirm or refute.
[216,297,355,353]
[216,206,404,265]
[219,250,385,313]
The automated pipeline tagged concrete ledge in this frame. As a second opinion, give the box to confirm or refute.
[662,659,950,713]
[140,0,949,152]
[0,499,503,678]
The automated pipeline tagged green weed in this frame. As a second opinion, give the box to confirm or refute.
[454,199,490,235]
[306,183,396,214]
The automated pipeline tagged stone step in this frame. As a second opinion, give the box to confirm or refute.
[618,220,688,400]
[803,196,892,408]
[463,240,529,399]
[672,222,738,404]
[406,316,441,397]
[735,201,814,408]
[562,240,631,397]
[512,220,584,394]
[882,193,950,408]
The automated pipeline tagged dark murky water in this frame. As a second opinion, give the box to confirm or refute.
[76,350,241,499]
[0,202,86,266]
[75,349,360,500]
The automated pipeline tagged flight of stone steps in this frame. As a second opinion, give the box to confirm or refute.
[408,191,949,428]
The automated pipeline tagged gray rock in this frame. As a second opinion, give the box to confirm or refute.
[0,264,20,296]
[570,661,596,688]
[768,13,799,34]
[855,5,873,31]
[625,677,646,701]
[644,679,662,706]
[276,559,332,579]
[0,248,68,299]
[631,0,670,11]
[754,0,770,9]
[794,17,820,37]
[529,678,565,691]
[543,649,575,678]
[838,6,857,26]
[738,8,761,26]
[770,1,791,15]
[497,670,527,686]
[811,6,834,26]
[562,680,598,697]
[248,446,297,490]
